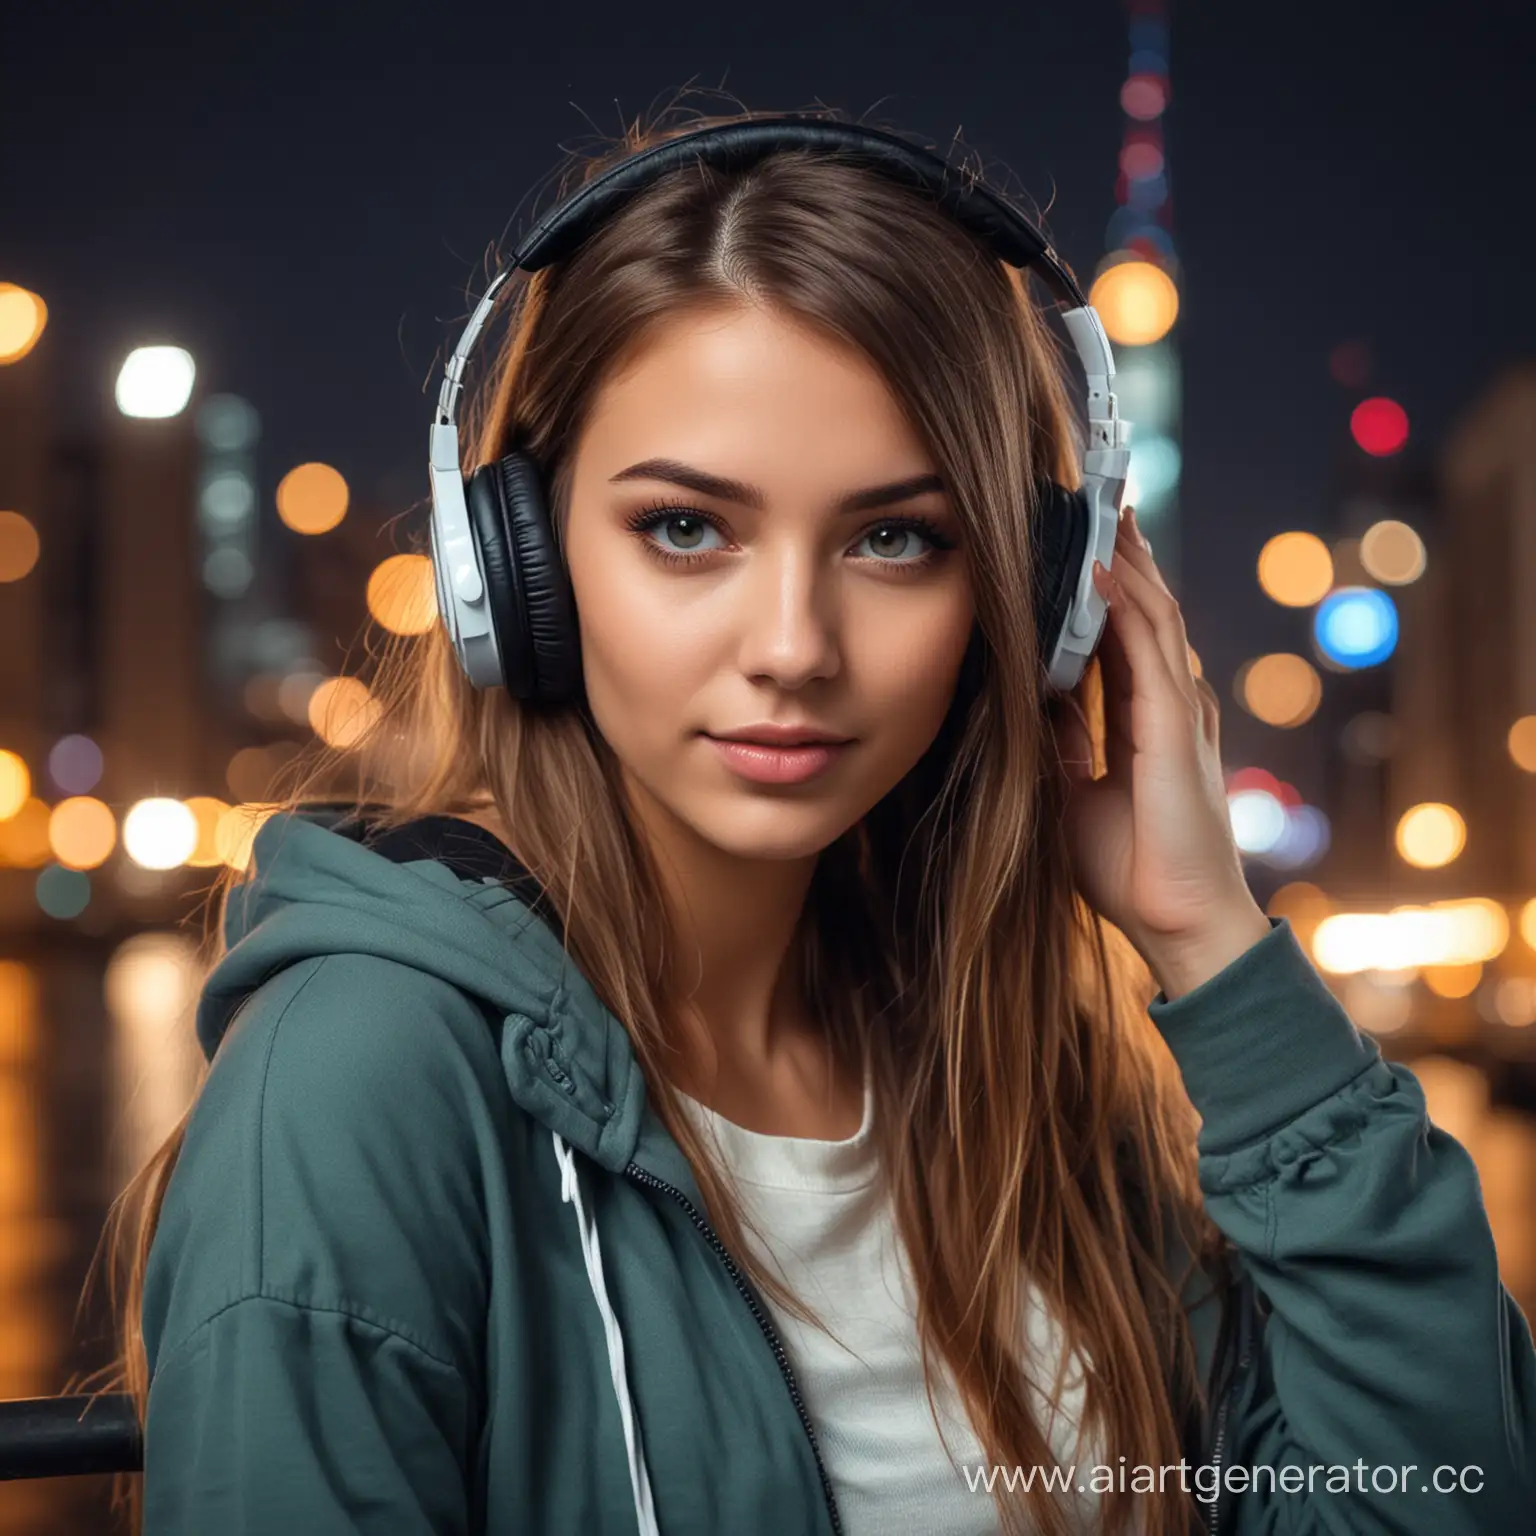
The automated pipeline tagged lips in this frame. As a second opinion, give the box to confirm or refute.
[705,729,853,748]
[703,735,851,785]
[712,736,846,748]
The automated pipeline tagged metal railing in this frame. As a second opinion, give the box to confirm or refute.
[0,1394,141,1480]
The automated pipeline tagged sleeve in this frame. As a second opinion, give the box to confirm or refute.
[1148,916,1536,1534]
[141,953,500,1534]
[143,1294,473,1534]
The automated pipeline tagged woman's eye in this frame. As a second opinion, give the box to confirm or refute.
[649,514,723,554]
[858,525,929,562]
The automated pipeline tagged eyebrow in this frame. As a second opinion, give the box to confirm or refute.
[608,457,946,514]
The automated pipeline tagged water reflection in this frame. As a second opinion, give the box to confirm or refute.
[103,933,205,1194]
[0,963,60,1402]
[0,958,68,1533]
[1,935,205,1535]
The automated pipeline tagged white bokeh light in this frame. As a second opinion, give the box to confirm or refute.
[115,345,197,419]
[122,797,199,870]
[1228,788,1288,854]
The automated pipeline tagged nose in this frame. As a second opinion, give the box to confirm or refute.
[734,542,842,690]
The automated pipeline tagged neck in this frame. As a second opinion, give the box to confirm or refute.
[624,772,821,1079]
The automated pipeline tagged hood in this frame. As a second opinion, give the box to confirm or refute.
[198,807,668,1534]
[196,808,651,1176]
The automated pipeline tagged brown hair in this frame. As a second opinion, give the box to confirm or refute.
[83,98,1227,1536]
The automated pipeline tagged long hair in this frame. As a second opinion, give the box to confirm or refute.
[84,99,1228,1536]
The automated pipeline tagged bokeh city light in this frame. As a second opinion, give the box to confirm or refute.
[366,553,438,635]
[276,462,349,535]
[307,676,383,750]
[1314,587,1399,669]
[1257,531,1333,607]
[1509,716,1536,773]
[215,803,278,871]
[0,282,48,364]
[1396,803,1468,870]
[0,511,41,583]
[183,796,233,868]
[1312,898,1508,974]
[114,345,197,419]
[0,750,31,819]
[0,798,51,867]
[46,735,104,795]
[1350,396,1410,456]
[122,798,199,871]
[46,797,117,871]
[1235,653,1323,728]
[1088,257,1179,346]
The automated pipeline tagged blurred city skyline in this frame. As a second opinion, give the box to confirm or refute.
[2,0,1532,694]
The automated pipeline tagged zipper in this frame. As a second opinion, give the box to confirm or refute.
[1206,1285,1255,1536]
[626,1161,845,1536]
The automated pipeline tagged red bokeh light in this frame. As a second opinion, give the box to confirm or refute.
[1226,766,1283,798]
[1119,140,1165,180]
[1350,397,1410,456]
[1120,74,1169,120]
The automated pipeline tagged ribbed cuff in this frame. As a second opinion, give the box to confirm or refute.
[1146,916,1381,1151]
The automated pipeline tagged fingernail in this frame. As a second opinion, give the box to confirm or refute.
[1129,507,1151,550]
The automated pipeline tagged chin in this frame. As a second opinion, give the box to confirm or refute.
[686,799,857,863]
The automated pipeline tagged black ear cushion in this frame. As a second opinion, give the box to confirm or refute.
[1032,479,1090,673]
[496,451,583,702]
[465,462,533,696]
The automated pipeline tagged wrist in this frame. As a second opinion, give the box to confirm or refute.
[1141,901,1274,1003]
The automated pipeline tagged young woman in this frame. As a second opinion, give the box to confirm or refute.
[99,108,1532,1535]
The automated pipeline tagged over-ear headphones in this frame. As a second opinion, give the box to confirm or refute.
[428,116,1130,702]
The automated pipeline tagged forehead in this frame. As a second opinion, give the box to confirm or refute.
[578,304,933,480]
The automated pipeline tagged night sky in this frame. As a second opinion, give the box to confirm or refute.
[3,0,1531,702]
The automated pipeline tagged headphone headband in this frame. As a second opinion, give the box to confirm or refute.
[428,115,1131,695]
[511,117,1088,304]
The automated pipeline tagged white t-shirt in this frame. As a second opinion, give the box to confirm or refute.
[676,1072,1105,1535]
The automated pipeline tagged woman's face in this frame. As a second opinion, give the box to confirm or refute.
[562,303,976,864]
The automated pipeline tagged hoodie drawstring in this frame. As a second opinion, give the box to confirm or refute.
[552,1130,661,1536]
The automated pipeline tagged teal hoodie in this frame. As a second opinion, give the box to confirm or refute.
[141,809,1535,1533]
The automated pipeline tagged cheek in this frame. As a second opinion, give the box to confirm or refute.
[569,558,706,740]
[853,598,975,739]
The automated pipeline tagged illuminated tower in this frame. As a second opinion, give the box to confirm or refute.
[1091,0,1183,589]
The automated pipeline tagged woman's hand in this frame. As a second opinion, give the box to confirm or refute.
[1050,505,1272,1001]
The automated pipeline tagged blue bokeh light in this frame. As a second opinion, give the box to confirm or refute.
[1129,18,1170,55]
[1129,432,1182,499]
[36,864,91,920]
[1314,587,1399,669]
[1126,173,1170,213]
[1105,208,1176,261]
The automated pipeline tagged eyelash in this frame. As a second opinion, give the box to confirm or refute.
[622,501,957,572]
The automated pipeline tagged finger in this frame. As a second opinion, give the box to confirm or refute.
[1087,571,1139,779]
[1112,513,1191,669]
[1112,505,1174,599]
[1107,517,1198,706]
[1087,559,1179,712]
